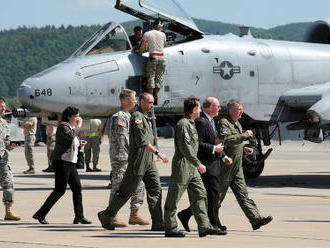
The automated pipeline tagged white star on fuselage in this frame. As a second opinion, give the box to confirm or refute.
[221,62,232,77]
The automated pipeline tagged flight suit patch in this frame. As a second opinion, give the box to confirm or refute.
[221,128,228,134]
[135,117,142,124]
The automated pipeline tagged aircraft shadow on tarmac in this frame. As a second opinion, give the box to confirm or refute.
[246,173,330,190]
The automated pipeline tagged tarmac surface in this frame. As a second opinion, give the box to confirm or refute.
[0,138,330,248]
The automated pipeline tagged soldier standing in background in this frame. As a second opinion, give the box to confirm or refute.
[0,97,21,221]
[107,89,149,227]
[217,99,273,231]
[22,116,37,174]
[43,125,56,172]
[84,119,102,172]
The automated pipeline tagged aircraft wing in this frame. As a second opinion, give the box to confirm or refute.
[115,0,203,36]
[280,82,330,124]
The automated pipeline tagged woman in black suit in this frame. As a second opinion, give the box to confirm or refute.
[33,106,91,224]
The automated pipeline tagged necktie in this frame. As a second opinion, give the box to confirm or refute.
[211,119,217,135]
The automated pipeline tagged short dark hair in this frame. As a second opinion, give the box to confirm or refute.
[139,92,152,102]
[153,20,163,29]
[227,99,242,110]
[0,97,6,103]
[134,26,142,34]
[119,89,136,101]
[61,106,79,122]
[184,96,200,116]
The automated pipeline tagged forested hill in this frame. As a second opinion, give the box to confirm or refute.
[0,18,312,106]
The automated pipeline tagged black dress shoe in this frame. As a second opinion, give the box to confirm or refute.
[252,216,273,230]
[42,167,54,172]
[73,217,92,224]
[165,230,185,237]
[199,227,227,237]
[177,211,190,232]
[218,224,227,231]
[33,213,49,224]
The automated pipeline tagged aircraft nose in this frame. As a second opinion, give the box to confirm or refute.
[17,78,36,106]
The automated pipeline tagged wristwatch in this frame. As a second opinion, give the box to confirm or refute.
[154,150,159,156]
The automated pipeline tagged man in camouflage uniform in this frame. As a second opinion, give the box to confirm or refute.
[43,125,56,172]
[217,99,273,231]
[22,116,37,174]
[107,89,149,227]
[84,119,102,172]
[139,20,166,105]
[98,92,169,231]
[0,97,20,221]
[164,96,224,238]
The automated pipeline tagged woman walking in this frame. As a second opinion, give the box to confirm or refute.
[33,106,91,224]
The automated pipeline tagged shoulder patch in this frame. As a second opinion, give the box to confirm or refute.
[221,128,228,134]
[135,117,142,124]
[118,121,125,127]
[185,132,190,140]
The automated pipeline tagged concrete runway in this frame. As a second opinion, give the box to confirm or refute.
[0,139,329,248]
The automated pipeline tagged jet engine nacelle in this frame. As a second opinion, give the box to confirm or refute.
[304,19,330,44]
[12,107,42,118]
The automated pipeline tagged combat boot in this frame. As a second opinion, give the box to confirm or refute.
[129,208,150,225]
[93,164,102,172]
[4,203,21,221]
[113,215,128,227]
[86,164,92,172]
[97,210,115,230]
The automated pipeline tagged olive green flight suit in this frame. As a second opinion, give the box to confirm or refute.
[164,117,212,234]
[104,108,163,229]
[217,115,262,226]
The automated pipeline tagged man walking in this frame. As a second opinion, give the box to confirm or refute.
[107,89,149,227]
[217,99,273,230]
[98,92,169,231]
[177,97,231,233]
[164,96,224,238]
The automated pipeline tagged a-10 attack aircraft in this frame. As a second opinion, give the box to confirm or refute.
[13,0,330,178]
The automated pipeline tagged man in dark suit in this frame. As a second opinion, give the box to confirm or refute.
[177,97,232,233]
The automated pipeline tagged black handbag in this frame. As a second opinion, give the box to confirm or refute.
[76,147,85,169]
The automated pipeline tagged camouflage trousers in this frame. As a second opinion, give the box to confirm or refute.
[146,56,166,89]
[84,136,100,166]
[47,135,55,168]
[24,135,35,168]
[0,151,14,204]
[109,162,145,209]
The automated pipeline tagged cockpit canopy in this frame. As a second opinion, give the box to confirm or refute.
[115,0,203,36]
[72,0,204,57]
[73,22,131,57]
